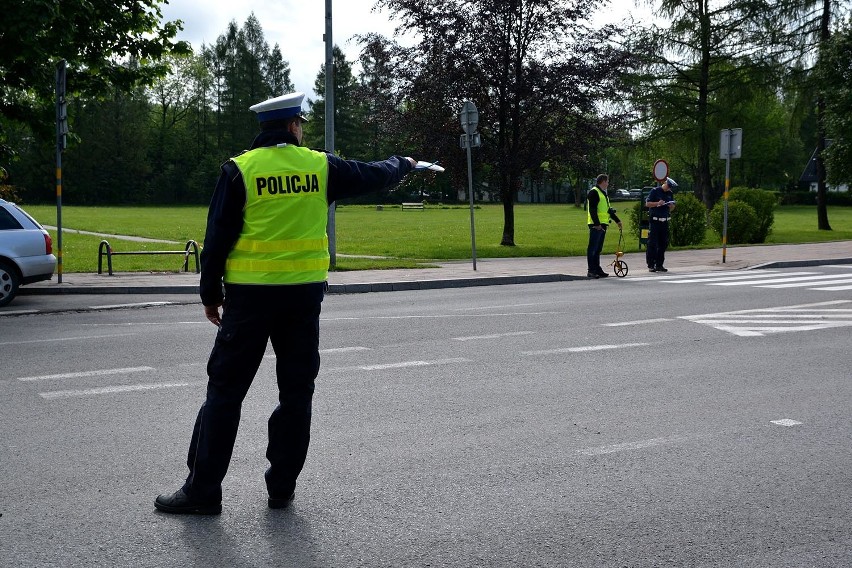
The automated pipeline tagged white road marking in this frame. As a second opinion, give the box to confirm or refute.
[522,343,649,356]
[88,301,174,309]
[626,270,779,282]
[0,333,135,346]
[709,274,852,286]
[667,271,814,284]
[40,381,202,399]
[681,300,852,337]
[17,366,155,382]
[320,346,372,353]
[454,303,548,311]
[771,419,802,427]
[453,331,534,341]
[812,284,852,291]
[360,358,469,371]
[322,311,569,322]
[0,309,39,316]
[603,318,672,327]
[578,436,686,456]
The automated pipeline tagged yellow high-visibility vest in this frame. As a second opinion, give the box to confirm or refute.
[225,144,330,285]
[586,186,611,225]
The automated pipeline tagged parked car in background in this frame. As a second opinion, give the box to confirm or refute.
[612,189,631,199]
[0,199,57,307]
[629,188,642,199]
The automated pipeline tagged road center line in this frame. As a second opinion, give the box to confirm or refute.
[0,333,136,346]
[453,331,534,341]
[39,381,203,399]
[320,346,372,353]
[521,343,649,356]
[578,436,687,456]
[603,318,672,327]
[18,366,155,382]
[88,301,175,310]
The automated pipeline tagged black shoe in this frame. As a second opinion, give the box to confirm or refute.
[656,266,668,272]
[268,491,295,509]
[154,489,221,515]
[648,267,657,272]
[596,271,609,278]
[587,271,599,279]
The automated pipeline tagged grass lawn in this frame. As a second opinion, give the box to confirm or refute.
[24,203,852,273]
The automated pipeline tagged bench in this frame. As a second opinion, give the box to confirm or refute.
[401,202,425,210]
[98,239,200,275]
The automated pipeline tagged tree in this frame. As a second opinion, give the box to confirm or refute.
[625,0,780,208]
[0,0,188,165]
[376,0,631,246]
[306,46,365,158]
[776,0,851,229]
[817,20,852,185]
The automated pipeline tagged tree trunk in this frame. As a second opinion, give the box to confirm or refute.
[697,0,714,208]
[816,0,832,230]
[501,189,516,246]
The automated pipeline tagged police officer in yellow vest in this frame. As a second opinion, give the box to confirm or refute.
[155,92,416,515]
[586,174,622,278]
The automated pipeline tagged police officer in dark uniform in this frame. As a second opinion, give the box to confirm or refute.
[155,92,416,515]
[645,177,677,272]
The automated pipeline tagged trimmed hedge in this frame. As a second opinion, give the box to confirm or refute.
[728,187,776,243]
[669,192,707,246]
[710,200,758,244]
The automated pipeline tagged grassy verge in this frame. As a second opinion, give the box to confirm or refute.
[25,203,852,273]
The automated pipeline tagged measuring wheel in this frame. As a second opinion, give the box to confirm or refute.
[613,259,628,277]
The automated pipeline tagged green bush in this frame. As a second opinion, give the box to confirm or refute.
[728,187,776,242]
[626,200,643,236]
[669,192,707,246]
[709,200,758,245]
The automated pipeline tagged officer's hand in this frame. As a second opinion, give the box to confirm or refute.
[617,221,623,230]
[405,157,417,168]
[204,303,222,327]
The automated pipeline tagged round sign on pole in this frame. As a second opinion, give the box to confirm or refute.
[460,101,479,135]
[653,159,669,182]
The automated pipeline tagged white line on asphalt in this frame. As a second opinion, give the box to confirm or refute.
[453,331,534,341]
[0,333,136,346]
[323,311,570,322]
[521,343,649,356]
[812,284,852,291]
[578,436,687,455]
[683,300,851,320]
[665,271,815,284]
[359,358,470,371]
[39,381,203,399]
[603,318,673,327]
[88,301,175,309]
[17,366,155,382]
[771,419,802,427]
[709,274,852,286]
[755,278,852,288]
[320,346,372,353]
[454,303,549,311]
[626,270,782,282]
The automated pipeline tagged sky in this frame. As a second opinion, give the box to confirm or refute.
[158,0,650,102]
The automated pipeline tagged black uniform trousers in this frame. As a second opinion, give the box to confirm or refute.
[182,283,324,504]
[646,219,669,269]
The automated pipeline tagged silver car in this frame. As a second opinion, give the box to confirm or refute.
[0,199,57,307]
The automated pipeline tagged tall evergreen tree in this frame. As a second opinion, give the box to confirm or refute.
[306,46,365,157]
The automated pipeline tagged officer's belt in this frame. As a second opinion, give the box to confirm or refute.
[651,217,670,222]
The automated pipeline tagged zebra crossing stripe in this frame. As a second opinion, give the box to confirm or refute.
[680,300,852,337]
[710,273,852,286]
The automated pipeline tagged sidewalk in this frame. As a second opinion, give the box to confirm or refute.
[20,240,852,296]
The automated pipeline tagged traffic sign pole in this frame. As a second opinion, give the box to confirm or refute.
[460,101,480,271]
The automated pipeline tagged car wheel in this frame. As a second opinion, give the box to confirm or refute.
[0,260,20,308]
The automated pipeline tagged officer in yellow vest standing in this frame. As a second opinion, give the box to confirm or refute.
[155,92,416,514]
[586,174,622,278]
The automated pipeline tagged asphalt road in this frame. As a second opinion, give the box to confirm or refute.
[2,266,851,567]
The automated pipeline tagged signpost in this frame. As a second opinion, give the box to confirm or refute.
[459,101,480,270]
[55,60,67,283]
[653,159,668,182]
[719,128,742,263]
[325,0,336,268]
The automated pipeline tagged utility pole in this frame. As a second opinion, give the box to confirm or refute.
[325,0,336,268]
